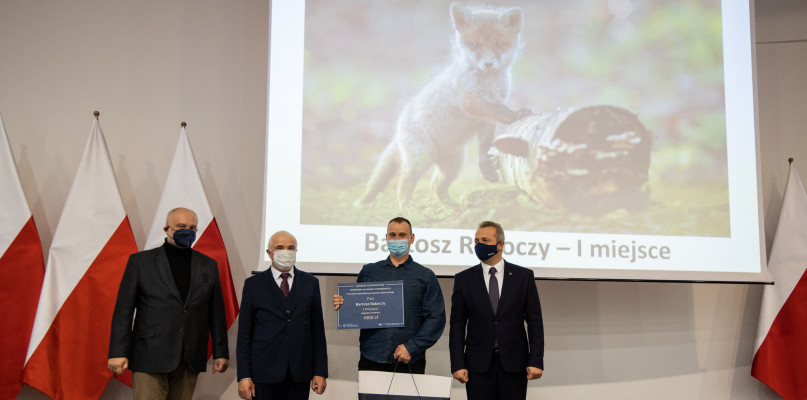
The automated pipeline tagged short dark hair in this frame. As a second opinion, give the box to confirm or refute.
[388,216,412,234]
[478,221,505,242]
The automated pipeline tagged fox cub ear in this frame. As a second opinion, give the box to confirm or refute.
[498,7,523,32]
[450,4,524,33]
[450,3,474,31]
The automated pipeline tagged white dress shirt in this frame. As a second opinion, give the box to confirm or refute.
[270,266,295,292]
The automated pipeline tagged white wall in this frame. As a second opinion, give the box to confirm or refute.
[1,1,804,399]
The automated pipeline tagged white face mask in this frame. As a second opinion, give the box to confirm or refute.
[272,249,296,271]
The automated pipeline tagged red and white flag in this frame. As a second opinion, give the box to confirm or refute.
[23,117,138,400]
[752,162,807,399]
[0,114,45,400]
[143,125,239,352]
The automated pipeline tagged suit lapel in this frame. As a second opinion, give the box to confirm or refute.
[155,247,183,302]
[259,269,286,309]
[472,264,496,316]
[185,250,202,306]
[498,261,515,312]
[285,267,306,314]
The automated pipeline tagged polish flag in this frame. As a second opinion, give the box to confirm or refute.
[23,116,138,400]
[752,162,807,400]
[0,114,45,400]
[143,124,239,355]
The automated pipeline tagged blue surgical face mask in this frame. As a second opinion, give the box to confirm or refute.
[387,239,410,258]
[474,242,499,261]
[171,228,196,248]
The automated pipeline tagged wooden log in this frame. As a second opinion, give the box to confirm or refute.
[490,105,651,214]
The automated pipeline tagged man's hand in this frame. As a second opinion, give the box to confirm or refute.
[213,358,229,373]
[238,378,255,399]
[311,376,327,395]
[107,357,128,374]
[393,344,411,363]
[333,294,343,311]
[452,369,469,384]
[526,366,543,380]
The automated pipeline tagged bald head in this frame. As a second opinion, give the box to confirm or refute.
[163,207,198,247]
[266,231,297,271]
[267,231,297,252]
[165,207,198,227]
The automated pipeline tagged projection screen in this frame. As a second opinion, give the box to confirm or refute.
[260,0,768,282]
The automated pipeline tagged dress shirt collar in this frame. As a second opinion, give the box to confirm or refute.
[270,265,295,281]
[481,258,505,276]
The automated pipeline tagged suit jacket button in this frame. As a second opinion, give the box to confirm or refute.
[286,310,290,314]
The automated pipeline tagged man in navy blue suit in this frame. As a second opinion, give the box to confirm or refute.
[449,221,544,400]
[236,231,328,400]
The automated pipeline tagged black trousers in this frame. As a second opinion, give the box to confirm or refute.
[357,355,426,374]
[254,368,309,400]
[466,352,527,400]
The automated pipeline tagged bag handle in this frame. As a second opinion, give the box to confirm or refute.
[385,361,422,400]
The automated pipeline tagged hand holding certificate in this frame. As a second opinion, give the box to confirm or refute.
[337,281,405,329]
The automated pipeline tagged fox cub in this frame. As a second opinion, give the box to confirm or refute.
[355,2,531,208]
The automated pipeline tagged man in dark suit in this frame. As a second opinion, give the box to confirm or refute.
[108,207,229,400]
[236,231,328,400]
[449,221,544,400]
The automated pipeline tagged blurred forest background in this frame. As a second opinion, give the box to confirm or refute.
[298,0,729,236]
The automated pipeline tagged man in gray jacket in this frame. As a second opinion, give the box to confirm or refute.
[108,207,229,400]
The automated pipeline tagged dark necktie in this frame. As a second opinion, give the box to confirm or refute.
[489,267,499,314]
[280,273,290,297]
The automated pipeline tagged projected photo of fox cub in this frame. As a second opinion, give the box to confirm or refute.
[300,0,731,236]
[355,3,531,208]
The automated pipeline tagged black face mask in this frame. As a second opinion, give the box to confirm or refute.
[474,242,499,261]
[172,229,196,247]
